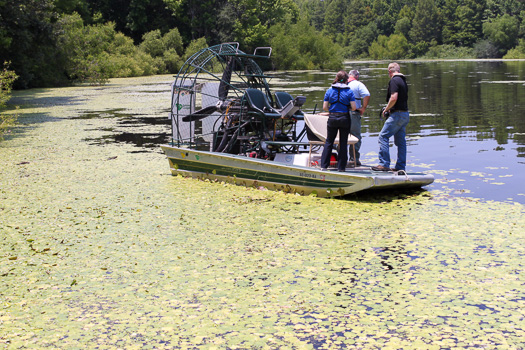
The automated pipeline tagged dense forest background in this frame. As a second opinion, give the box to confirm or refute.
[2,0,525,89]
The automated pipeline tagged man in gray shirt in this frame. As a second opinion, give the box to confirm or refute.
[347,70,370,166]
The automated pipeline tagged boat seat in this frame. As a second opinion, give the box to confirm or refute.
[245,88,303,142]
[304,113,358,168]
[274,91,293,109]
[244,88,281,119]
[275,92,305,119]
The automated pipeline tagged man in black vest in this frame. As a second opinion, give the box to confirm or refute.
[372,62,409,172]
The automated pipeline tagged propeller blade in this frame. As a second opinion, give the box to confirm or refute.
[218,57,235,100]
[181,105,217,122]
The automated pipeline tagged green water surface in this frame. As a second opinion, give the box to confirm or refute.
[1,75,524,349]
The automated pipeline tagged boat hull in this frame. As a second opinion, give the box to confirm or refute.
[161,145,434,197]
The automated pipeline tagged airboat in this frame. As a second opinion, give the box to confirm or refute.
[161,43,434,197]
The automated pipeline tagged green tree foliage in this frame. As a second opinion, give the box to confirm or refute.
[0,63,18,140]
[0,0,67,88]
[372,0,401,36]
[346,0,376,32]
[140,30,167,57]
[164,0,298,50]
[139,28,184,73]
[4,0,525,89]
[483,14,520,54]
[53,0,90,20]
[409,0,441,45]
[88,0,177,42]
[421,44,474,58]
[484,0,525,18]
[408,0,441,56]
[182,37,209,62]
[298,0,326,31]
[368,34,410,60]
[474,39,501,58]
[226,0,299,52]
[269,20,343,70]
[503,38,525,58]
[323,0,349,40]
[442,0,485,47]
[347,23,380,58]
[57,13,158,84]
[173,0,225,42]
[395,17,412,39]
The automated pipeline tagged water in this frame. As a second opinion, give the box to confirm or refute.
[2,68,524,349]
[268,60,525,203]
[9,61,523,203]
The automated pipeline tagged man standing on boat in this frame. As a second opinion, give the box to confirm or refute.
[373,62,409,172]
[347,69,370,166]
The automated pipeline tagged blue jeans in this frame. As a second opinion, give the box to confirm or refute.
[349,111,361,161]
[378,111,409,170]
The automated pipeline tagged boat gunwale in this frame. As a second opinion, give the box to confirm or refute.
[160,144,432,178]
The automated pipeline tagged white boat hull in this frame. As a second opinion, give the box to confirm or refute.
[161,145,434,197]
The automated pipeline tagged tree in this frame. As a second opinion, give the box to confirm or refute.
[53,0,90,20]
[473,39,501,58]
[347,23,379,58]
[140,28,184,73]
[372,0,401,36]
[182,37,209,62]
[483,14,520,54]
[57,13,158,84]
[0,0,67,88]
[368,34,410,59]
[0,63,18,140]
[442,0,485,47]
[410,0,441,45]
[484,0,525,19]
[395,17,412,39]
[220,0,299,52]
[504,38,525,58]
[163,28,184,55]
[166,0,298,51]
[269,19,343,70]
[88,0,177,42]
[324,0,349,39]
[346,0,376,32]
[175,0,223,42]
[299,0,326,31]
[140,30,166,58]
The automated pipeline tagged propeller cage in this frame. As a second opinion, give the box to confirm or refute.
[170,43,274,153]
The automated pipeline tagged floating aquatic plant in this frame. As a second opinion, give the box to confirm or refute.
[1,75,524,349]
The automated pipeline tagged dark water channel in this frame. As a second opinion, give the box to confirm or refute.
[268,60,525,203]
[79,109,171,152]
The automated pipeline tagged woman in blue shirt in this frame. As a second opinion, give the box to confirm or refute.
[320,71,357,171]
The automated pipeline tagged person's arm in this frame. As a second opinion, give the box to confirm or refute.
[323,101,330,112]
[360,95,370,115]
[350,101,357,111]
[383,92,398,117]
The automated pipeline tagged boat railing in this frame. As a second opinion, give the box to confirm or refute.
[218,42,240,54]
[253,47,272,58]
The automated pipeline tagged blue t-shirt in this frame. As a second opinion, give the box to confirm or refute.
[324,83,356,113]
